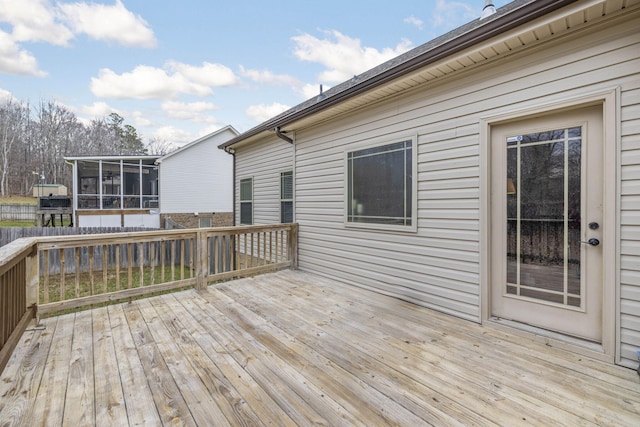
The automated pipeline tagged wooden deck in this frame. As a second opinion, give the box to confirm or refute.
[1,270,639,426]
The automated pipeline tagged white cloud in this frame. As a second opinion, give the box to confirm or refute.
[298,83,332,100]
[0,0,156,76]
[0,87,13,102]
[292,30,412,83]
[161,100,218,123]
[239,65,301,87]
[91,62,240,99]
[153,125,195,146]
[245,102,290,123]
[59,0,156,48]
[0,0,73,46]
[80,101,121,117]
[0,30,47,76]
[404,16,424,30]
[132,111,152,127]
[167,62,239,87]
[430,0,478,31]
[0,0,155,47]
[194,124,224,141]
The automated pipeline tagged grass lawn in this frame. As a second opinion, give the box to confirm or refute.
[0,195,73,227]
[0,195,37,204]
[40,265,194,317]
[0,220,36,227]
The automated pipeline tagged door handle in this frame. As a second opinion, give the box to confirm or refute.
[584,238,600,246]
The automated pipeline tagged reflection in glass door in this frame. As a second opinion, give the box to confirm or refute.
[506,127,582,307]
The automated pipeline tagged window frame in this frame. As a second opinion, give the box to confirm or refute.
[280,170,294,223]
[344,134,418,232]
[76,158,158,211]
[198,217,212,228]
[239,177,253,225]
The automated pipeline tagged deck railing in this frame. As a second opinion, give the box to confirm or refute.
[0,223,298,373]
[0,238,39,374]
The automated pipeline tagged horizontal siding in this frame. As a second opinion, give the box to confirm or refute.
[235,138,293,225]
[619,62,640,368]
[291,14,640,341]
[159,131,234,214]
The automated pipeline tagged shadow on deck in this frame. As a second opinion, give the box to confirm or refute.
[1,270,639,426]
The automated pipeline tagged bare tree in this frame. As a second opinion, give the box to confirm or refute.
[0,99,29,196]
[146,136,176,156]
[0,96,156,196]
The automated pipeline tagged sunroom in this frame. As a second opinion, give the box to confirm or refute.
[65,156,161,228]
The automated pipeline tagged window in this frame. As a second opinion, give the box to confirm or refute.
[346,137,415,229]
[280,171,293,223]
[76,158,158,210]
[240,178,253,225]
[199,217,212,228]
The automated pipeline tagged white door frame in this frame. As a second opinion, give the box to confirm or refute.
[480,89,618,363]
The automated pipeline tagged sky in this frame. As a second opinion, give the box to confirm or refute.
[0,0,509,148]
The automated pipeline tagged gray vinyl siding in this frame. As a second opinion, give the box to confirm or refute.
[235,138,293,225]
[620,76,640,368]
[290,11,640,367]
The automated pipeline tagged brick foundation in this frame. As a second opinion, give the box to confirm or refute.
[160,212,233,229]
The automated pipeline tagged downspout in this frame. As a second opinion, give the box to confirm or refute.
[223,147,237,226]
[275,127,293,144]
[222,146,237,269]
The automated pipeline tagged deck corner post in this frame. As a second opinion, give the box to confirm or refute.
[195,230,208,290]
[26,243,40,323]
[288,223,299,270]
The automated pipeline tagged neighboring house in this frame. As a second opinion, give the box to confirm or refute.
[220,0,640,368]
[65,156,161,228]
[157,126,237,228]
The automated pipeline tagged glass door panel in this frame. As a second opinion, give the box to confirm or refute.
[505,127,582,308]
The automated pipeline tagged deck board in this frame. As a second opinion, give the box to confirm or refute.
[1,270,639,426]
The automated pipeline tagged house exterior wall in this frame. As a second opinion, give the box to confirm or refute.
[76,212,160,228]
[234,138,294,225]
[232,7,640,367]
[159,129,235,216]
[294,13,639,365]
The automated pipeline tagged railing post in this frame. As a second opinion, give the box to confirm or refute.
[288,223,298,270]
[195,230,208,290]
[26,244,39,324]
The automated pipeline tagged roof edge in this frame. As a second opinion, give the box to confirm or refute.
[219,0,578,150]
[158,124,239,162]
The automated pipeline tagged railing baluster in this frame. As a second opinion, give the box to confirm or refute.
[102,245,108,295]
[75,247,80,299]
[189,238,194,278]
[139,242,144,288]
[171,240,176,281]
[180,240,185,280]
[89,246,95,296]
[269,231,273,264]
[250,232,255,268]
[243,233,248,269]
[161,240,166,283]
[115,245,121,291]
[43,249,49,304]
[60,249,65,301]
[213,236,218,274]
[150,241,156,286]
[127,243,133,289]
